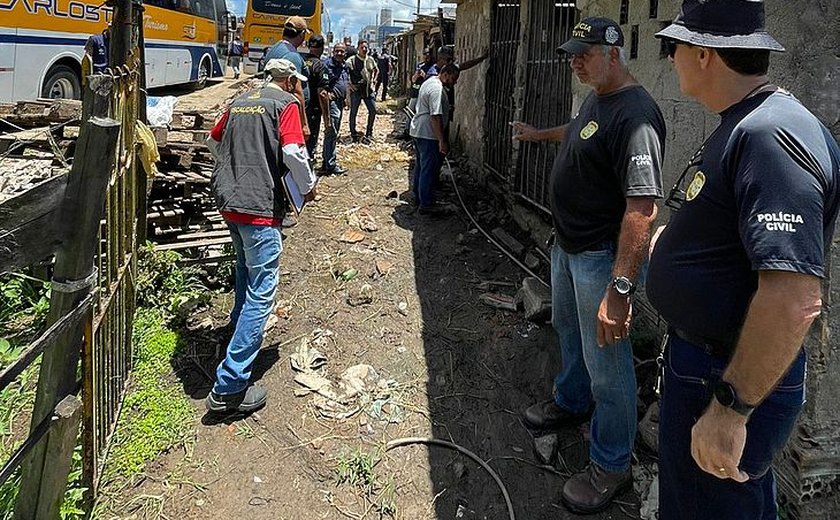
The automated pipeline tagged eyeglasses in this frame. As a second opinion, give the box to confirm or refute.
[664,38,694,59]
[665,145,704,211]
[664,39,678,58]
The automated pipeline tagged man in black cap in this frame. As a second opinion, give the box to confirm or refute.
[512,16,665,514]
[647,1,840,518]
[302,34,332,162]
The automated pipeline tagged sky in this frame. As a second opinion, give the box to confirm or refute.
[225,0,447,40]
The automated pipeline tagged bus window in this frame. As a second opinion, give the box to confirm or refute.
[250,0,316,17]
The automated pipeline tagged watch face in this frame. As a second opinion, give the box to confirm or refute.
[614,277,631,295]
[715,382,735,407]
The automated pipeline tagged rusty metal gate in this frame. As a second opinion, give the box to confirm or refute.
[484,0,521,182]
[82,66,141,492]
[516,0,576,212]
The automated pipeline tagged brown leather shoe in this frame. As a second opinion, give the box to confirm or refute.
[523,398,589,430]
[562,463,632,514]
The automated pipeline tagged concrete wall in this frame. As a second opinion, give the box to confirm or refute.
[451,0,492,173]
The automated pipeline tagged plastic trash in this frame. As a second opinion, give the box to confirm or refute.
[146,95,178,127]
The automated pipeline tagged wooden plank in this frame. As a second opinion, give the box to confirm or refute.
[32,395,82,520]
[0,213,61,274]
[0,174,66,238]
[174,229,230,241]
[0,406,53,487]
[155,236,231,251]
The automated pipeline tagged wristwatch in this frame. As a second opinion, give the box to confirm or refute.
[713,381,755,418]
[610,276,635,296]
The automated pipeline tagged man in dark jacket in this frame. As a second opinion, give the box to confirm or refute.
[206,58,317,414]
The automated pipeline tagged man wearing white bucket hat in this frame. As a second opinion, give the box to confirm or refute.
[647,1,840,518]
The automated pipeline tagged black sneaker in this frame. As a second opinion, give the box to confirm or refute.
[523,398,590,430]
[324,164,348,175]
[206,386,267,414]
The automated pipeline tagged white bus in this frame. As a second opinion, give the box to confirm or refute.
[0,0,234,103]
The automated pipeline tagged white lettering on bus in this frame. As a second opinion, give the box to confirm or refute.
[0,0,111,22]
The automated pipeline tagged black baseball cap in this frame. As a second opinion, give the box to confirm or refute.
[558,17,625,55]
[308,34,325,48]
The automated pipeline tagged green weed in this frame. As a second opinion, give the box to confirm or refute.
[136,243,207,318]
[335,448,396,517]
[335,448,380,496]
[100,308,194,486]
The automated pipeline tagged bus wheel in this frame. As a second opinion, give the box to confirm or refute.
[194,58,211,90]
[42,64,82,100]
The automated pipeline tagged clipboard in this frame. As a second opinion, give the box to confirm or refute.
[281,170,318,216]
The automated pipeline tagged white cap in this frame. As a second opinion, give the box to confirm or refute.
[264,58,307,82]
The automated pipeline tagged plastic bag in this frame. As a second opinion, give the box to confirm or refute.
[146,95,178,127]
[135,120,160,178]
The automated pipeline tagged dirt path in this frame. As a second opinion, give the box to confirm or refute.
[108,107,641,519]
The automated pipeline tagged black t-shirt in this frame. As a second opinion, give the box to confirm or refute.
[302,53,331,115]
[647,91,840,354]
[550,85,665,253]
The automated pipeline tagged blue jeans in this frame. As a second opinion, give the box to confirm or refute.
[550,242,637,473]
[412,138,442,209]
[213,222,282,395]
[349,91,376,137]
[322,100,343,171]
[659,334,806,520]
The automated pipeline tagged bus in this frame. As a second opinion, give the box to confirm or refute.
[241,0,322,75]
[0,0,235,103]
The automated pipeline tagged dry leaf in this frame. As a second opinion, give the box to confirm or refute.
[339,228,365,243]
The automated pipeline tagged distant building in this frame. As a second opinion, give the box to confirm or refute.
[378,25,403,48]
[380,8,392,26]
[358,24,378,47]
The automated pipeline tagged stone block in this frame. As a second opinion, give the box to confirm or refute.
[517,276,551,323]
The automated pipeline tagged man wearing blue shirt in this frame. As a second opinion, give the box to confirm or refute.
[265,16,311,139]
[321,43,349,174]
[648,1,840,518]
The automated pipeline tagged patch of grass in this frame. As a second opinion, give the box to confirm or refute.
[334,448,397,517]
[100,308,195,486]
[336,448,380,495]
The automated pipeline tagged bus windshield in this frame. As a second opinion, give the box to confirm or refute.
[250,0,316,17]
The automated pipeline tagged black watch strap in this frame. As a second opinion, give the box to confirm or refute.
[714,381,755,417]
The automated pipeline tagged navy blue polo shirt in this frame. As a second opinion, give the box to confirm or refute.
[325,57,349,105]
[647,90,840,354]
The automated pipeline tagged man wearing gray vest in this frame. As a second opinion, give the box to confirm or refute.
[206,58,317,414]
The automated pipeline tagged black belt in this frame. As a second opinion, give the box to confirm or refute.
[670,327,734,359]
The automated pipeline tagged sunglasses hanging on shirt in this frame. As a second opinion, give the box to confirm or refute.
[665,144,704,211]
